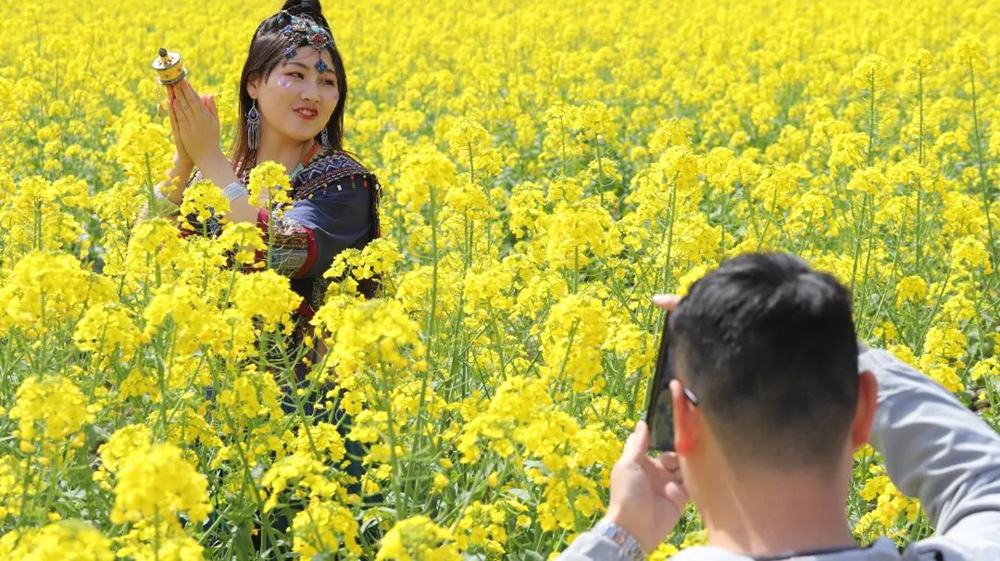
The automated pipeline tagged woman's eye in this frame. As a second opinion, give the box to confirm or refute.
[324,80,336,86]
[289,72,304,79]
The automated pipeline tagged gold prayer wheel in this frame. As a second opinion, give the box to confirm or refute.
[151,47,187,85]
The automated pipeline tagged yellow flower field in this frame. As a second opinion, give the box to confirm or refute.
[0,0,999,558]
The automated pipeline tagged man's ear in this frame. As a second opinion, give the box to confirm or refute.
[851,370,879,447]
[671,379,698,455]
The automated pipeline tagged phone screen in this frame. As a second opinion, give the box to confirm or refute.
[644,313,674,451]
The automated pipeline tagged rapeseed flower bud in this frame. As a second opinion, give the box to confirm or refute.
[0,251,113,336]
[895,275,929,307]
[906,49,935,75]
[248,161,292,208]
[829,132,869,170]
[649,118,695,153]
[112,519,205,561]
[857,467,921,535]
[508,182,545,239]
[99,424,153,473]
[314,297,425,378]
[846,167,888,195]
[291,498,362,557]
[216,366,283,422]
[454,501,507,554]
[229,270,301,332]
[141,282,230,357]
[73,303,141,360]
[540,294,608,392]
[10,375,93,445]
[949,236,993,274]
[260,453,338,512]
[446,119,503,179]
[0,521,114,560]
[971,357,1000,382]
[544,200,621,270]
[179,179,230,229]
[376,515,461,561]
[110,443,212,524]
[110,116,173,186]
[954,37,988,73]
[853,54,891,92]
[215,222,268,266]
[398,147,457,212]
[123,218,193,283]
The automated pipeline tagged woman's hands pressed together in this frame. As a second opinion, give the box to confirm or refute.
[169,80,224,168]
[166,79,245,215]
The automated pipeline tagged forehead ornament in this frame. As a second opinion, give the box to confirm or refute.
[278,12,336,73]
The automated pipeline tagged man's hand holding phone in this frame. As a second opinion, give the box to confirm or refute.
[601,294,690,553]
[605,420,689,553]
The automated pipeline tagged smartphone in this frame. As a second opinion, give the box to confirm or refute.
[643,312,675,451]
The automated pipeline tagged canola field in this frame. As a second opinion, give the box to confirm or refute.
[0,0,999,558]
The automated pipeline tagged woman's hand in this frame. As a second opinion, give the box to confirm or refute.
[170,79,224,168]
[165,85,193,168]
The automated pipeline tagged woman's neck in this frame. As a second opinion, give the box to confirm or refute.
[256,131,313,175]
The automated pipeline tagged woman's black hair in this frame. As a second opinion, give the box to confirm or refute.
[231,0,346,179]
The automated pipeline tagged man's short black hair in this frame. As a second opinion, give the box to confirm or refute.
[668,252,859,470]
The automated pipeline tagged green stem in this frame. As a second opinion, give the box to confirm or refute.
[867,72,876,167]
[968,61,997,255]
[915,70,925,269]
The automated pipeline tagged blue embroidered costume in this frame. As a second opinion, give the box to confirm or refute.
[259,149,381,317]
[187,149,381,320]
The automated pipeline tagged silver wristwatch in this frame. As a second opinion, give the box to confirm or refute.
[593,520,646,561]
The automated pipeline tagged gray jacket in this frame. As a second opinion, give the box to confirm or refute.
[556,349,1000,560]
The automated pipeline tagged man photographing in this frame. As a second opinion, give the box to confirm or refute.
[558,253,1000,560]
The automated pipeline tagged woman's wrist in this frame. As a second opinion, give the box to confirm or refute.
[159,163,194,206]
[196,152,239,189]
[194,150,229,173]
[173,150,194,169]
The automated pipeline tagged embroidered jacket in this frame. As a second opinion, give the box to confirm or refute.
[186,150,381,318]
[261,150,381,318]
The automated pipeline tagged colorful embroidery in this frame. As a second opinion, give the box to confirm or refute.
[184,151,381,312]
[292,151,376,201]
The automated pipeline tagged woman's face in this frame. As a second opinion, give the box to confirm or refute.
[248,47,339,146]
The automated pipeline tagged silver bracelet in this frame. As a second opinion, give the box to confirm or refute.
[222,181,250,202]
[594,520,646,561]
[153,188,180,207]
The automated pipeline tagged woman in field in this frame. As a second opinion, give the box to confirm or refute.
[149,0,380,522]
[155,0,380,321]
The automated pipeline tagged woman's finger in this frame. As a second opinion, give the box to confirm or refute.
[169,99,184,125]
[168,100,181,135]
[182,79,201,102]
[176,86,199,123]
[174,81,194,108]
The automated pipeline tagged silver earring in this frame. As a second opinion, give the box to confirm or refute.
[321,127,330,149]
[247,101,260,150]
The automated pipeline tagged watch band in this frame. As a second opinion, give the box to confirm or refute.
[594,520,646,561]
